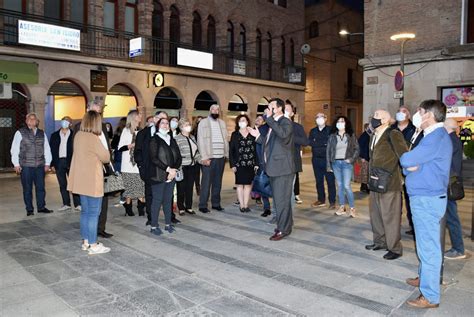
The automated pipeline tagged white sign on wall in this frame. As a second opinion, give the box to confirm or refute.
[129,37,144,58]
[18,20,80,51]
[177,48,213,70]
[233,60,246,75]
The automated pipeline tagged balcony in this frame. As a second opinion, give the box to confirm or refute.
[0,9,305,86]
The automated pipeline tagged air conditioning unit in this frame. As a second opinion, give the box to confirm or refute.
[0,83,13,99]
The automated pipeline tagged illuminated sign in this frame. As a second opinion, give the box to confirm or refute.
[18,20,80,51]
[177,48,213,70]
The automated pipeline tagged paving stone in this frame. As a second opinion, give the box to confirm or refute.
[123,285,195,315]
[168,305,222,317]
[0,280,53,307]
[425,287,474,317]
[101,245,151,268]
[1,294,78,317]
[50,276,112,308]
[26,232,72,246]
[0,230,23,241]
[127,259,188,282]
[8,248,57,267]
[203,294,288,317]
[16,225,53,238]
[0,266,36,288]
[41,241,87,260]
[26,261,81,285]
[89,268,152,294]
[0,252,23,273]
[161,276,231,304]
[76,296,147,317]
[64,254,113,275]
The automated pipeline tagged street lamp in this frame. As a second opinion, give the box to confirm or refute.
[390,33,416,106]
[339,30,364,37]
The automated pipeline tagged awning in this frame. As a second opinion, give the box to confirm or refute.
[0,60,38,84]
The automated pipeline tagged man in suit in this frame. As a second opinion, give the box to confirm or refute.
[249,98,296,241]
[73,100,113,238]
[50,116,80,211]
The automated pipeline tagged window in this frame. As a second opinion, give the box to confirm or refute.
[267,32,272,79]
[169,5,180,65]
[152,1,163,64]
[70,0,87,26]
[281,36,286,66]
[240,24,246,57]
[290,38,295,66]
[207,15,216,51]
[227,21,234,54]
[125,0,138,34]
[44,0,62,20]
[309,21,319,38]
[104,0,117,31]
[347,69,354,98]
[192,11,202,48]
[4,0,26,12]
[256,29,262,78]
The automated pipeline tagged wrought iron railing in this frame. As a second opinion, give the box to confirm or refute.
[0,9,305,85]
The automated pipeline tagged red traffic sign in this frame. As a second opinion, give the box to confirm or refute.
[395,70,404,91]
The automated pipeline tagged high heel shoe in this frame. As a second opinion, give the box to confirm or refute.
[137,200,145,216]
[123,202,135,216]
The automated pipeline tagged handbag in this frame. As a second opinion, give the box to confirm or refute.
[103,164,125,194]
[448,176,465,200]
[175,168,184,182]
[252,170,272,197]
[368,131,398,193]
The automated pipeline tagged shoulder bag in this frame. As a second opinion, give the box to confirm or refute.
[103,163,125,194]
[368,131,399,193]
[448,176,464,200]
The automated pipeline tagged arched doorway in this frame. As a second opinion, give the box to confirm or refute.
[0,84,29,168]
[193,90,218,125]
[257,96,269,115]
[104,84,138,129]
[45,79,86,138]
[227,93,248,135]
[154,87,181,117]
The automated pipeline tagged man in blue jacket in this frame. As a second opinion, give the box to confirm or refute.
[400,100,452,309]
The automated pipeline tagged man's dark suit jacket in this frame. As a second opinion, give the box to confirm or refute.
[134,126,153,181]
[50,128,74,169]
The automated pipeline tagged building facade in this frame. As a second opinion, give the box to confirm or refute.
[0,0,305,169]
[304,0,363,134]
[361,0,474,135]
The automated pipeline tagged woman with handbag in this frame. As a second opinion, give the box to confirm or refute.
[68,111,111,255]
[117,110,145,217]
[229,114,258,213]
[326,116,359,218]
[175,118,201,215]
[149,118,182,235]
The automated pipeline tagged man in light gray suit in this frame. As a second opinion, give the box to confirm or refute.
[249,98,296,241]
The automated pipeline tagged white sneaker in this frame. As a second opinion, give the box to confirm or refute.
[81,243,90,251]
[88,243,110,255]
[335,206,347,216]
[75,206,82,211]
[58,205,71,211]
[295,196,303,204]
[349,208,356,218]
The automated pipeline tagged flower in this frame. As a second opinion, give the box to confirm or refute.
[444,93,459,106]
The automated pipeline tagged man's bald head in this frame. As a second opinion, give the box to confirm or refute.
[374,109,391,122]
[444,118,458,133]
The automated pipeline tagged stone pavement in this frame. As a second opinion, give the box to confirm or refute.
[0,160,473,316]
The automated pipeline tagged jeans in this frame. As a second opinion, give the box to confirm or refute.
[446,199,464,254]
[312,158,336,204]
[20,166,46,212]
[56,158,80,207]
[199,158,225,209]
[331,160,355,208]
[80,195,103,244]
[262,196,271,210]
[411,195,447,304]
[151,180,175,227]
[177,165,197,210]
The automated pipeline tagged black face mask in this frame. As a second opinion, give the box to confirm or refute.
[210,113,219,120]
[371,118,382,129]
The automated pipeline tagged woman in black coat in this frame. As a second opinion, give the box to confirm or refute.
[149,118,182,235]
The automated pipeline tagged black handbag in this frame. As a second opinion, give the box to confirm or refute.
[448,176,465,200]
[252,170,272,197]
[368,131,399,193]
[103,164,125,194]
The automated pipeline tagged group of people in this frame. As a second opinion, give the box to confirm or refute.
[10,97,465,308]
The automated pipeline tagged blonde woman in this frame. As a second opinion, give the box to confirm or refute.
[68,111,111,255]
[118,110,145,216]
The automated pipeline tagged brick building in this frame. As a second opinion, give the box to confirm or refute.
[304,0,363,134]
[0,0,305,169]
[361,0,474,122]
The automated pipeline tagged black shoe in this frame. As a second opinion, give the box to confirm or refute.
[171,217,181,224]
[199,208,210,213]
[383,251,402,260]
[124,202,135,216]
[240,208,245,213]
[261,209,271,217]
[137,200,146,216]
[185,209,196,215]
[145,220,151,226]
[245,208,251,213]
[26,211,34,216]
[405,229,414,235]
[212,206,224,211]
[365,244,387,251]
[98,231,113,238]
[38,208,53,214]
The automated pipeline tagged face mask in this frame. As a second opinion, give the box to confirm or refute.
[371,118,382,130]
[159,128,169,135]
[395,112,407,122]
[170,121,178,129]
[148,122,155,127]
[284,111,292,118]
[238,121,248,129]
[61,120,70,129]
[336,122,345,130]
[316,117,325,126]
[183,126,192,133]
[412,111,422,129]
[210,113,219,120]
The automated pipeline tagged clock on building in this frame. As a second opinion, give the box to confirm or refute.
[153,73,164,87]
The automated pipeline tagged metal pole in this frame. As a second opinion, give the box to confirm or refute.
[399,39,406,107]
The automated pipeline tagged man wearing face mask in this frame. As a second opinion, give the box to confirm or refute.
[50,116,80,211]
[197,104,229,213]
[284,100,308,205]
[366,110,408,260]
[309,113,336,209]
[400,100,452,309]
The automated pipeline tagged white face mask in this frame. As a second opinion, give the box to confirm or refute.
[183,126,192,133]
[395,112,407,122]
[412,111,422,129]
[159,128,169,135]
[316,117,325,126]
[284,110,292,118]
[336,122,345,130]
[170,121,178,130]
[238,121,248,129]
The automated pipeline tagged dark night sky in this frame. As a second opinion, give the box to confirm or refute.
[304,0,363,12]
